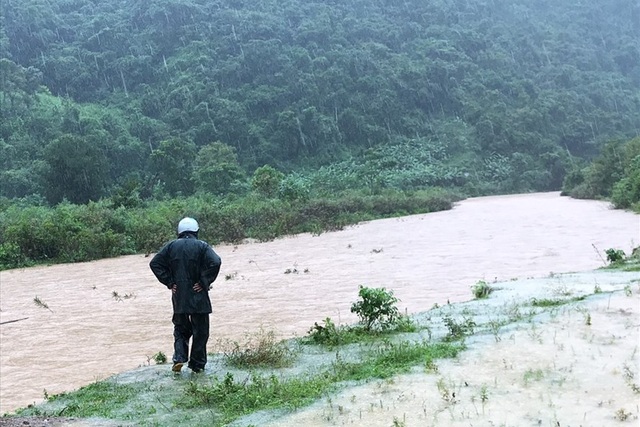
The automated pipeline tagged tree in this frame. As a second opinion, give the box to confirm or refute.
[251,165,284,198]
[149,137,196,197]
[192,141,245,195]
[43,134,108,204]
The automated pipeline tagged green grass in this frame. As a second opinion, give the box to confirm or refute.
[185,340,464,426]
[529,295,586,307]
[305,315,418,347]
[16,381,142,418]
[220,328,296,369]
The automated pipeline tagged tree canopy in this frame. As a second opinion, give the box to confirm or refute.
[1,0,639,202]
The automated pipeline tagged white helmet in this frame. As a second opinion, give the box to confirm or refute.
[177,217,199,234]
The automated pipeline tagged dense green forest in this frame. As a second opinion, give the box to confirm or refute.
[0,0,639,268]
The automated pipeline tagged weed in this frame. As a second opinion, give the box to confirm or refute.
[614,408,631,421]
[479,384,488,403]
[221,328,295,369]
[624,285,632,297]
[307,317,348,346]
[530,296,586,307]
[33,296,53,312]
[471,280,494,299]
[605,248,625,264]
[152,351,167,364]
[487,319,504,342]
[392,416,406,427]
[505,302,524,322]
[585,312,592,325]
[594,284,602,294]
[436,378,456,404]
[622,364,640,394]
[443,315,476,341]
[425,356,439,373]
[523,368,544,385]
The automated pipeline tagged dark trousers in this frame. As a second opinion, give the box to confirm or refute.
[172,313,210,371]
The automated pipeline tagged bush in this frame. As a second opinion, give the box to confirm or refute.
[471,280,494,299]
[351,286,401,331]
[251,165,284,198]
[605,248,625,264]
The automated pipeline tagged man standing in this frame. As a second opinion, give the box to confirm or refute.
[149,217,222,373]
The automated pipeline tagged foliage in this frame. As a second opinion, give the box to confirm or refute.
[15,381,142,418]
[152,351,167,364]
[563,137,640,208]
[605,248,626,264]
[221,328,295,369]
[193,142,245,195]
[1,0,639,203]
[471,280,494,299]
[184,341,463,426]
[350,286,401,331]
[442,315,476,341]
[306,314,416,347]
[0,189,455,270]
[251,165,284,198]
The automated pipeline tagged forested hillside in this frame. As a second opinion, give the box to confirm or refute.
[2,0,639,204]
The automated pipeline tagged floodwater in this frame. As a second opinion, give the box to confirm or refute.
[0,192,638,414]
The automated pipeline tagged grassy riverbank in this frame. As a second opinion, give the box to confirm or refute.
[4,261,639,426]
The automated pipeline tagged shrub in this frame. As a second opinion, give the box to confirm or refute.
[251,165,284,198]
[605,248,625,264]
[471,280,494,299]
[351,286,401,331]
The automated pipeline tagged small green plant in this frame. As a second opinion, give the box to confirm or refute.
[487,320,503,342]
[442,315,476,341]
[221,328,295,368]
[606,248,625,264]
[152,351,167,364]
[436,377,456,404]
[624,285,633,297]
[479,384,489,403]
[622,364,640,394]
[614,408,631,421]
[471,280,494,299]
[392,416,406,427]
[594,284,602,294]
[351,286,400,331]
[523,368,544,385]
[307,317,343,346]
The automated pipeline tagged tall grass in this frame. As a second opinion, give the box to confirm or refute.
[0,189,459,270]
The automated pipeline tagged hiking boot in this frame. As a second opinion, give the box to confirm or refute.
[172,362,184,373]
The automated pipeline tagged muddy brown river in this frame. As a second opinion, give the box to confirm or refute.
[0,192,638,414]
